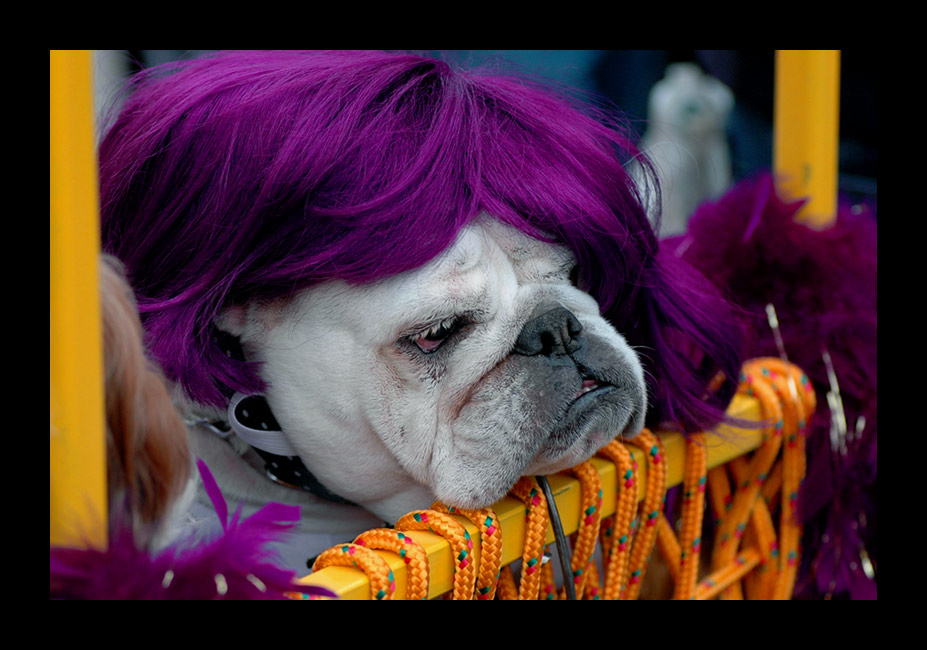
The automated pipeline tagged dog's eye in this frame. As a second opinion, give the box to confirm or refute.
[411,316,462,354]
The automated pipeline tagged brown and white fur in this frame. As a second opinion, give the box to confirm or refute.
[99,255,196,551]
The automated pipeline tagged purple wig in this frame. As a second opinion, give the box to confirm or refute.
[100,50,744,432]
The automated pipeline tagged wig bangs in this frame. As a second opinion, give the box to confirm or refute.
[100,50,743,431]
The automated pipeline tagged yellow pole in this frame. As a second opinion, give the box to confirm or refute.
[50,50,107,549]
[774,50,841,229]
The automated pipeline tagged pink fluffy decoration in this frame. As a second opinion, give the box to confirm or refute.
[665,173,877,599]
[50,460,335,600]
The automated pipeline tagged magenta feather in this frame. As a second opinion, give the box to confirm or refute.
[50,460,336,600]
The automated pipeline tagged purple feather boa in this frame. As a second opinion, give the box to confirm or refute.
[50,460,335,600]
[666,173,877,599]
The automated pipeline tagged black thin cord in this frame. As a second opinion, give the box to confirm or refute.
[537,475,576,600]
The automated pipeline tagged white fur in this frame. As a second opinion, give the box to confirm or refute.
[189,217,647,569]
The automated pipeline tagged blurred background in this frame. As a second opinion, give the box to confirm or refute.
[92,50,876,235]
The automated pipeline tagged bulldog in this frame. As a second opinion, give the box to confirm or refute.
[185,216,647,552]
[97,51,748,581]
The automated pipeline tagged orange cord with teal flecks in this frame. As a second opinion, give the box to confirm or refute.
[307,358,814,600]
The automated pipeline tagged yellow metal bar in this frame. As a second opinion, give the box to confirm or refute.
[50,50,107,549]
[774,50,841,229]
[297,393,763,599]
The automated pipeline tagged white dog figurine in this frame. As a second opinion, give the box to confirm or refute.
[640,62,734,237]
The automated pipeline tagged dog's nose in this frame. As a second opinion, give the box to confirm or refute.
[514,306,583,357]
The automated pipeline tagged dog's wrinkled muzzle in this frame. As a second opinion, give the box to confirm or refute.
[514,302,647,466]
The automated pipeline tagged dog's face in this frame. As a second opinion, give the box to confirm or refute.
[219,217,646,522]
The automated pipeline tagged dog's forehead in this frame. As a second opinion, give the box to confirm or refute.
[277,218,575,339]
[459,218,574,276]
[398,218,575,305]
[391,217,572,286]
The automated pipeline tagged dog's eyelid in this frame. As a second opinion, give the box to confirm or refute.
[410,309,479,337]
[416,316,459,340]
[402,314,473,355]
[404,315,452,338]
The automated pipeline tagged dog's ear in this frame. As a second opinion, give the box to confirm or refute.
[216,298,291,339]
[215,304,249,338]
[213,305,252,365]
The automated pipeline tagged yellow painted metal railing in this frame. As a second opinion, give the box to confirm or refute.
[774,50,841,228]
[297,394,763,599]
[49,50,107,550]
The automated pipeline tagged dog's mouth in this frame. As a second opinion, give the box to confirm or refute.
[537,366,631,460]
[574,377,608,401]
[569,366,617,410]
[523,375,620,476]
[566,376,617,423]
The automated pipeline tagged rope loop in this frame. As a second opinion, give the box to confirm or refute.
[621,428,668,600]
[596,439,638,599]
[674,432,708,600]
[394,509,477,600]
[700,357,815,599]
[559,460,603,599]
[311,543,396,600]
[353,528,430,600]
[505,476,551,600]
[431,503,503,600]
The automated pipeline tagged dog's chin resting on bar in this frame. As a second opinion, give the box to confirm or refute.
[97,50,744,573]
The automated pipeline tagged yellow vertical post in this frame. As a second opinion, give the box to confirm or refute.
[50,50,107,549]
[774,50,841,229]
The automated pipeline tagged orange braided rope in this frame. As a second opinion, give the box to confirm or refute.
[656,514,681,581]
[352,528,430,600]
[728,456,779,599]
[595,439,639,599]
[303,358,814,600]
[712,380,781,555]
[674,432,707,600]
[702,358,815,600]
[539,559,557,600]
[495,561,519,599]
[394,509,478,600]
[621,429,667,600]
[757,358,815,598]
[431,503,503,600]
[761,461,783,505]
[621,360,811,600]
[583,556,603,600]
[505,476,551,600]
[708,465,733,524]
[558,461,603,599]
[649,433,708,600]
[695,548,763,600]
[311,543,397,600]
[712,368,783,599]
[745,358,814,599]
